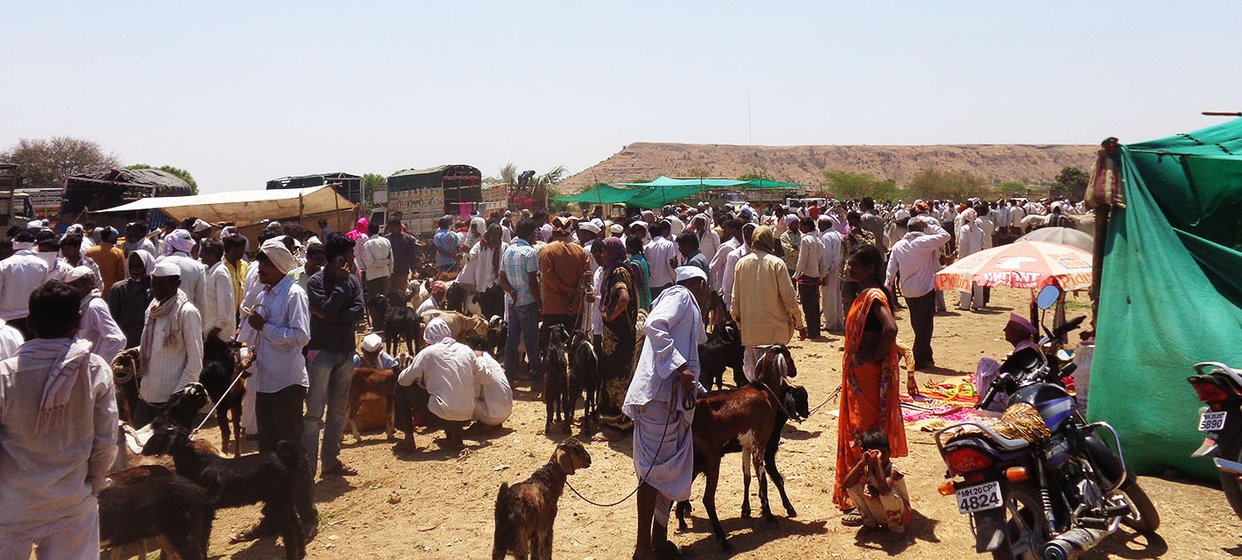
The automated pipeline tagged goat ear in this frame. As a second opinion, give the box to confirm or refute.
[554,448,574,473]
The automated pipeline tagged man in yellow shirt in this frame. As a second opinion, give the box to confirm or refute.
[730,226,805,380]
[222,235,249,315]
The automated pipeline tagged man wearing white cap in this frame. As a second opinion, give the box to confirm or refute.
[610,223,624,238]
[643,221,678,299]
[0,231,49,338]
[157,229,206,312]
[396,317,484,450]
[235,237,317,537]
[355,333,397,371]
[65,267,126,365]
[135,260,204,427]
[624,266,709,559]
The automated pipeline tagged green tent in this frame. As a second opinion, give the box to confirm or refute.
[737,178,806,189]
[616,176,746,188]
[1090,119,1242,479]
[626,185,706,208]
[552,184,638,204]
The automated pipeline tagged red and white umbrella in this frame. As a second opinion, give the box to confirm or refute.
[935,241,1093,292]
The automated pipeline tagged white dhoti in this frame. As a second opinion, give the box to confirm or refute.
[820,274,843,331]
[0,502,99,560]
[630,399,694,525]
[241,381,259,434]
[958,283,985,310]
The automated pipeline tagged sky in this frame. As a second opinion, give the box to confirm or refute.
[3,1,1240,193]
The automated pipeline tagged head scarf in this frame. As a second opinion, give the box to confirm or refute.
[599,237,629,311]
[470,217,487,237]
[164,229,195,255]
[260,238,297,275]
[751,225,776,254]
[423,317,453,344]
[26,338,94,434]
[130,249,155,278]
[347,217,368,241]
[961,208,978,223]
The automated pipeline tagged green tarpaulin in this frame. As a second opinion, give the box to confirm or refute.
[616,176,743,188]
[1090,119,1242,480]
[737,178,806,189]
[551,184,638,204]
[626,185,706,208]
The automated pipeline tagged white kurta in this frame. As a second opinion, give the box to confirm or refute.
[473,352,513,426]
[820,229,845,331]
[202,262,237,342]
[399,339,483,422]
[0,250,48,320]
[159,253,207,312]
[78,295,126,364]
[623,285,706,504]
[957,223,986,310]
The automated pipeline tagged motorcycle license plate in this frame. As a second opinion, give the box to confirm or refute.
[1199,411,1227,432]
[956,481,1003,514]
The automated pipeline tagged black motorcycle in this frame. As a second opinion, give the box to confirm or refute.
[1186,361,1242,519]
[934,285,1159,560]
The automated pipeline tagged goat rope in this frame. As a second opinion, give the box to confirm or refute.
[563,384,684,508]
[193,304,265,435]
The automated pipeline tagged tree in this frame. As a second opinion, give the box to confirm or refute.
[821,170,899,201]
[126,164,199,195]
[361,173,386,208]
[1051,166,1089,200]
[2,136,120,188]
[997,180,1027,197]
[905,169,987,202]
[499,163,517,186]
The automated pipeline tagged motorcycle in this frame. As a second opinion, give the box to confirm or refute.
[1186,361,1242,518]
[934,284,1160,560]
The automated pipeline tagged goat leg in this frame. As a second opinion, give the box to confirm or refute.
[755,440,775,523]
[701,460,732,552]
[766,442,796,517]
[675,500,691,531]
[741,444,752,519]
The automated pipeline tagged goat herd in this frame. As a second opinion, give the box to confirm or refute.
[98,275,814,559]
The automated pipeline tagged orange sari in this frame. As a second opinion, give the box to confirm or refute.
[833,287,909,510]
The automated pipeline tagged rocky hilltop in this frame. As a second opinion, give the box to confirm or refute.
[559,142,1097,193]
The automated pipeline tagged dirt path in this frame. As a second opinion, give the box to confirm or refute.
[193,289,1240,559]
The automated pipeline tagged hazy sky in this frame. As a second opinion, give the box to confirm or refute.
[4,1,1238,193]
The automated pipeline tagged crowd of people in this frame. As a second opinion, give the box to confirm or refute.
[0,191,1088,557]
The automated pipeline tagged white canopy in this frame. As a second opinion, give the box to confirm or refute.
[97,186,353,225]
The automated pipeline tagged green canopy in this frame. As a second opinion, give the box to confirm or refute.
[551,184,638,204]
[616,176,746,188]
[626,185,706,209]
[737,178,805,189]
[1089,119,1242,479]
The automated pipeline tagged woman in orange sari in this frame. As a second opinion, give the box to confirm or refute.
[834,244,908,524]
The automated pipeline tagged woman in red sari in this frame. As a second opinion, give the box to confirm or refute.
[834,244,908,524]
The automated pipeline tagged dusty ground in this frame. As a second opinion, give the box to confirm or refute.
[182,289,1240,560]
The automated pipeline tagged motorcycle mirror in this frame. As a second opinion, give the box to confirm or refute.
[1036,285,1061,310]
[1056,349,1072,362]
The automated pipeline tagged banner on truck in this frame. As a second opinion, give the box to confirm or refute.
[388,187,444,234]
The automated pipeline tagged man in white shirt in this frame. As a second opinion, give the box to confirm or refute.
[136,261,204,427]
[708,219,741,296]
[0,232,49,338]
[624,266,708,559]
[957,209,986,312]
[818,216,845,332]
[0,282,117,560]
[458,224,507,320]
[199,239,237,342]
[719,223,755,313]
[643,221,679,299]
[158,229,207,312]
[792,217,829,339]
[65,267,126,365]
[884,216,950,370]
[396,317,483,450]
[688,213,720,264]
[360,220,393,299]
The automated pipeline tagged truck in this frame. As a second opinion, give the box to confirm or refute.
[0,164,35,228]
[386,165,482,233]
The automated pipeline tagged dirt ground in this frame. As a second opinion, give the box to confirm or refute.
[185,289,1241,560]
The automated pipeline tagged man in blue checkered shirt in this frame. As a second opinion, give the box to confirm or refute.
[499,219,542,387]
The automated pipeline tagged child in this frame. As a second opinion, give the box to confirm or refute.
[840,430,912,532]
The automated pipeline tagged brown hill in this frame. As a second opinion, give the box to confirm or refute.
[559,142,1097,193]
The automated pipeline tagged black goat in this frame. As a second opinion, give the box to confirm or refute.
[201,336,245,458]
[367,293,391,332]
[142,421,307,560]
[698,321,744,390]
[100,469,214,560]
[542,325,570,434]
[384,302,421,356]
[567,329,599,434]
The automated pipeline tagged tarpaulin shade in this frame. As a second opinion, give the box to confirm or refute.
[1090,119,1242,480]
[552,184,640,204]
[96,185,354,225]
[625,185,705,208]
[614,176,805,189]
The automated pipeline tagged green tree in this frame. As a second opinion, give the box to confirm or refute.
[905,169,987,202]
[1051,166,1089,200]
[997,180,1027,197]
[361,173,386,208]
[3,136,120,188]
[821,170,899,200]
[125,163,199,194]
[499,163,517,186]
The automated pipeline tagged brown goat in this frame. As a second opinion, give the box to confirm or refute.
[347,365,398,443]
[685,345,791,552]
[492,438,592,560]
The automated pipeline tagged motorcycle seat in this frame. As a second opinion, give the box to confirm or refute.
[943,403,1051,450]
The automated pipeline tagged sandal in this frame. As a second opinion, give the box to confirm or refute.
[840,509,864,527]
[322,463,359,477]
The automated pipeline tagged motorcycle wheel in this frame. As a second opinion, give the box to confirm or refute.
[991,483,1046,560]
[1218,438,1242,520]
[1119,476,1161,535]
